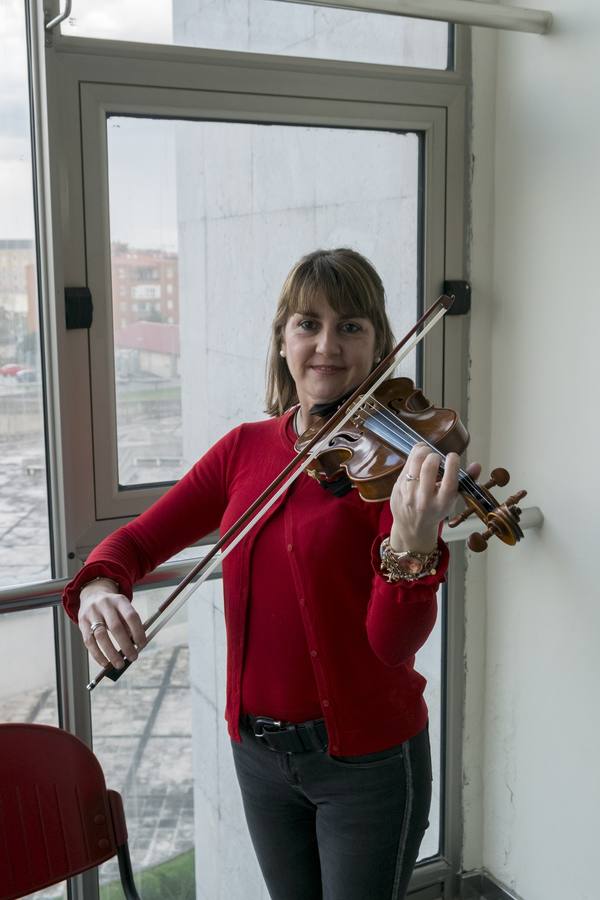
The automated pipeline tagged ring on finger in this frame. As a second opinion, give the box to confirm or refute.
[404,473,420,482]
[90,621,107,636]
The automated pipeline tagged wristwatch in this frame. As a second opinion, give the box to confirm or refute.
[379,537,440,583]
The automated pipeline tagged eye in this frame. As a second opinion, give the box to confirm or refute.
[340,321,362,334]
[298,318,317,331]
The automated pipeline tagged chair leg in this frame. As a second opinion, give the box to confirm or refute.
[116,842,142,900]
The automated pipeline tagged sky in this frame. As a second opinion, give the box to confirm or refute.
[1,0,444,245]
[0,0,173,242]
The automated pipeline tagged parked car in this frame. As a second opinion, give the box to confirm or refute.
[0,363,25,377]
[15,367,37,383]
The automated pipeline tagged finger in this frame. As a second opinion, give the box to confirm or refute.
[82,624,116,669]
[92,626,127,670]
[402,443,431,481]
[436,452,461,508]
[120,602,148,649]
[466,461,482,481]
[103,610,140,663]
[416,451,443,498]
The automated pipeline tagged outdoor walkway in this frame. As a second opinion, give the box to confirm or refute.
[0,643,195,898]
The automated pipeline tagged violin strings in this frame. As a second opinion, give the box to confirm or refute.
[362,397,491,509]
[361,395,490,507]
[356,395,495,510]
[362,396,493,510]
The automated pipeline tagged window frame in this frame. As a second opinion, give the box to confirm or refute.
[21,9,472,899]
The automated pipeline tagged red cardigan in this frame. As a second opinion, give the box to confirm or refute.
[63,409,448,755]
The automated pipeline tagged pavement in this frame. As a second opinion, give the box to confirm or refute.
[0,411,194,896]
[0,641,195,898]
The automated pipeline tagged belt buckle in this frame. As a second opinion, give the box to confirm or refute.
[252,716,283,740]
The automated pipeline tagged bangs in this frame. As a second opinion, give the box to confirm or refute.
[285,261,377,320]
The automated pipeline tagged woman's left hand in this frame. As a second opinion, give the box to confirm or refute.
[389,443,481,552]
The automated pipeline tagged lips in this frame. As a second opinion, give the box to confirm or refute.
[310,366,344,375]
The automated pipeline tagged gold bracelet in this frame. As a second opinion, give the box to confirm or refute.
[379,537,440,583]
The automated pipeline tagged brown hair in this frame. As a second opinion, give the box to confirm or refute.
[265,248,395,416]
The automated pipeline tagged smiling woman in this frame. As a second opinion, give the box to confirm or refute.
[271,249,388,429]
[62,243,457,900]
[282,297,377,430]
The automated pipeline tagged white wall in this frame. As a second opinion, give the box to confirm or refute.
[466,3,600,897]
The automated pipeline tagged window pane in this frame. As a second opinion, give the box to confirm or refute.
[108,117,420,487]
[91,587,195,899]
[415,588,443,860]
[0,608,60,724]
[0,0,51,587]
[62,0,450,70]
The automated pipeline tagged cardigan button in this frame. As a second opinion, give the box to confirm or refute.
[310,649,318,657]
[322,699,330,708]
[287,543,293,552]
[299,597,305,606]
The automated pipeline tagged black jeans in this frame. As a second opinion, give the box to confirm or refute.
[231,720,432,900]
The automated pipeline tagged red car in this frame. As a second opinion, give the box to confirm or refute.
[0,363,25,377]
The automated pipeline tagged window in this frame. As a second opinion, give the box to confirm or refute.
[60,0,452,69]
[103,115,422,491]
[0,0,52,588]
[27,8,469,898]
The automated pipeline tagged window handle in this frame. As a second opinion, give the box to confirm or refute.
[46,0,73,32]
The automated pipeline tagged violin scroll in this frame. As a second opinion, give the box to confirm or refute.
[448,466,527,552]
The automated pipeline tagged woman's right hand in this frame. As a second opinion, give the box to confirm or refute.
[78,578,147,670]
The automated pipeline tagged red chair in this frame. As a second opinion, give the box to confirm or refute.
[0,723,140,900]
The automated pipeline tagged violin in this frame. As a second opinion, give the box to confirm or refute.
[295,376,527,553]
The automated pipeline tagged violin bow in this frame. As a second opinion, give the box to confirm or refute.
[87,293,454,690]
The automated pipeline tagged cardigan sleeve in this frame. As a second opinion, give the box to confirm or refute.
[62,425,242,622]
[364,504,447,667]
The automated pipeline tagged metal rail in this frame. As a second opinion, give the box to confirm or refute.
[275,0,553,34]
[0,506,542,615]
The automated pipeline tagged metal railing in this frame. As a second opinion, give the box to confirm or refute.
[0,506,542,614]
[274,0,553,34]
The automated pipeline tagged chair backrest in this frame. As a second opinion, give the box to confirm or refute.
[0,723,124,900]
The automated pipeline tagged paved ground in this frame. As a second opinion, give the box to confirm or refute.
[0,414,182,588]
[1,387,193,896]
[0,642,195,898]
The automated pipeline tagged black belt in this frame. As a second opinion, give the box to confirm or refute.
[245,714,328,753]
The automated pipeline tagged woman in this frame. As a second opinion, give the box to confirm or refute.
[63,248,477,900]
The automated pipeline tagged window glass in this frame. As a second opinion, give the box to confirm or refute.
[0,608,60,725]
[91,586,195,899]
[0,0,51,587]
[107,116,420,487]
[62,0,451,70]
[415,588,443,859]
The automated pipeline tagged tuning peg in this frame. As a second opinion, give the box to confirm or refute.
[448,505,477,528]
[504,489,527,508]
[468,528,495,552]
[483,468,510,490]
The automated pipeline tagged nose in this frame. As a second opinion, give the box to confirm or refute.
[315,324,341,357]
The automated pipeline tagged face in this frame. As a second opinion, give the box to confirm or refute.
[281,292,377,421]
